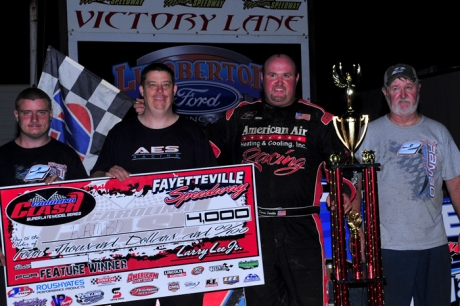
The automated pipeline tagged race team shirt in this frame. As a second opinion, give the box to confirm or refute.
[91,116,217,176]
[0,138,88,187]
[207,98,353,211]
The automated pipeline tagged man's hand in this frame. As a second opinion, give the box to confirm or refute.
[91,165,131,182]
[44,173,62,185]
[106,165,130,182]
[326,193,354,214]
[327,192,366,263]
[357,228,366,264]
[134,98,145,115]
[0,250,5,266]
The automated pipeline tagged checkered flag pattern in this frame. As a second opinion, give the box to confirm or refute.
[38,46,134,174]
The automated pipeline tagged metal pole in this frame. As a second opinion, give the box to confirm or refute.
[329,166,350,306]
[30,0,38,86]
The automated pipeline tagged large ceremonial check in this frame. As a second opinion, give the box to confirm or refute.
[0,164,263,305]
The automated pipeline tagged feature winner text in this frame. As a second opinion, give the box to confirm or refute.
[152,170,249,208]
[39,260,128,280]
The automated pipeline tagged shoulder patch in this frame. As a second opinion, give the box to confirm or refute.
[297,99,333,124]
[226,100,261,120]
[321,112,333,124]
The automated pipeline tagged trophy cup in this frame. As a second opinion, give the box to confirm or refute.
[328,63,384,306]
[332,63,368,164]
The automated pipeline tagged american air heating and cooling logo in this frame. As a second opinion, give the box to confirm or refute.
[113,45,262,126]
[6,187,96,226]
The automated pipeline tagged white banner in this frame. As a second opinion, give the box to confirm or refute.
[1,164,263,305]
[67,1,308,36]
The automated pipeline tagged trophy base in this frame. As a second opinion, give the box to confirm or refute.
[328,163,384,306]
[346,158,359,165]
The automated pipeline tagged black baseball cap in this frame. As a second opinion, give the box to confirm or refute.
[384,64,418,86]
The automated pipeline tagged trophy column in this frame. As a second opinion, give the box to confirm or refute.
[361,159,384,306]
[328,63,385,305]
[328,161,385,306]
[328,163,351,305]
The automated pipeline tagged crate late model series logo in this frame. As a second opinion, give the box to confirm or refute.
[6,188,96,226]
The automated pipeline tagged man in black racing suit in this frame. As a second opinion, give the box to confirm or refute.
[206,54,358,306]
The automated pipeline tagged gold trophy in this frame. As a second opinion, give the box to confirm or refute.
[332,63,369,164]
[328,64,384,306]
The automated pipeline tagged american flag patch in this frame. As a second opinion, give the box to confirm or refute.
[295,112,311,121]
[277,210,286,216]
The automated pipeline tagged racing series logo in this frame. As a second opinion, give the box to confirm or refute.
[6,188,96,226]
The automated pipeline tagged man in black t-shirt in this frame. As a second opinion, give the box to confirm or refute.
[0,87,88,305]
[91,63,217,306]
[0,87,88,187]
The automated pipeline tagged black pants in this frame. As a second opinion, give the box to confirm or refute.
[244,216,325,306]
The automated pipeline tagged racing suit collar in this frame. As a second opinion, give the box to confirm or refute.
[262,98,299,111]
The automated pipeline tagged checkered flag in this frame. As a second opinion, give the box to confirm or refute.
[38,46,134,174]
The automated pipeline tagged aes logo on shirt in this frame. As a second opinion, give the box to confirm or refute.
[133,146,180,160]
